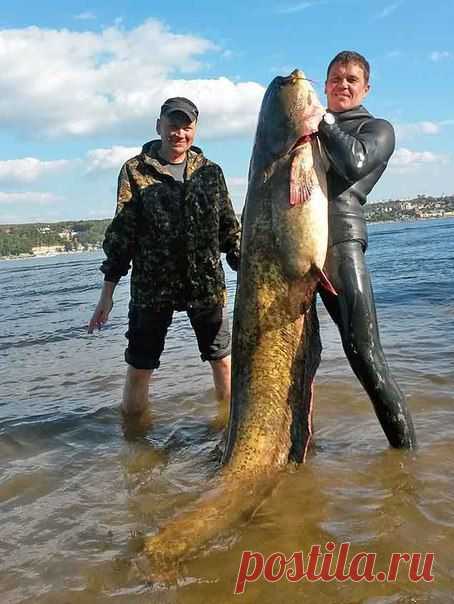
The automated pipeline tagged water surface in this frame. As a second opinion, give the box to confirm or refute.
[1,218,453,603]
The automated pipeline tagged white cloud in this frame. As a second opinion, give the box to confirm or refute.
[430,51,452,62]
[0,21,264,140]
[377,156,454,199]
[0,158,69,184]
[0,191,62,204]
[389,147,448,172]
[396,121,441,141]
[85,146,141,172]
[416,122,440,134]
[154,77,264,139]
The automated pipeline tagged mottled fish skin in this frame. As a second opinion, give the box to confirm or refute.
[224,69,328,468]
[138,70,327,577]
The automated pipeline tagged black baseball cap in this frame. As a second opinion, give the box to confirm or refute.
[160,97,199,122]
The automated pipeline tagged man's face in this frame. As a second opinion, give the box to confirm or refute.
[325,61,370,112]
[157,112,196,159]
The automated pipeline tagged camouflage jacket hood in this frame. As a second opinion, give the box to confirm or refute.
[100,139,241,310]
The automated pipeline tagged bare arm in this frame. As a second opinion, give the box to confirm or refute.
[88,281,116,333]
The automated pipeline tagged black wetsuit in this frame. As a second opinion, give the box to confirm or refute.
[317,106,416,449]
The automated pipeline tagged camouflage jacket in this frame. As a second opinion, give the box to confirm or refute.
[100,140,241,310]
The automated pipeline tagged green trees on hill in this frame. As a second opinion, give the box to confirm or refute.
[68,220,111,246]
[0,219,111,257]
[0,225,61,256]
[1,194,453,257]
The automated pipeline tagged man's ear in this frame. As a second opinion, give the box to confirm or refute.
[324,80,328,95]
[156,118,161,136]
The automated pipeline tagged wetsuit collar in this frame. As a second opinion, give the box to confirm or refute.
[330,105,372,122]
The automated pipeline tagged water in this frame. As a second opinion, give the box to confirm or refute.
[1,218,453,603]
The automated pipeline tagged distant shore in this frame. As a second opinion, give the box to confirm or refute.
[0,248,101,261]
[2,214,454,262]
[1,197,454,261]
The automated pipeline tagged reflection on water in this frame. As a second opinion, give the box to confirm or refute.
[1,219,454,603]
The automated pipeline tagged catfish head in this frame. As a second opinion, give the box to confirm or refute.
[250,69,324,179]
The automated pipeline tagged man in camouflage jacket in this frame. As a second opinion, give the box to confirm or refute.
[88,97,240,423]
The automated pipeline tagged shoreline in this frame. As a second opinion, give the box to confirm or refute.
[0,248,101,262]
[2,215,453,261]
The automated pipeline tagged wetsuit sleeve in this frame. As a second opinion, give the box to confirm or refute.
[217,166,241,272]
[100,164,138,282]
[318,117,395,185]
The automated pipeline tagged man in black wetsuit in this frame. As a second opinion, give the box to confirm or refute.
[316,50,416,448]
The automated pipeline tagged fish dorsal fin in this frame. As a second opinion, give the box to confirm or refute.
[289,147,315,206]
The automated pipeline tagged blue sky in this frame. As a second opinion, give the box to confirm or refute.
[0,0,453,223]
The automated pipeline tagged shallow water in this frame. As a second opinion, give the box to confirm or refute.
[1,218,453,603]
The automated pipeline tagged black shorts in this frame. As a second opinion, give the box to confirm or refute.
[125,304,231,370]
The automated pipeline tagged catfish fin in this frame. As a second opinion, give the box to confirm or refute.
[289,150,314,206]
[317,269,337,295]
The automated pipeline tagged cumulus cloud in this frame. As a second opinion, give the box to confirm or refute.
[0,158,69,184]
[389,147,449,172]
[395,121,441,141]
[156,77,263,139]
[0,21,264,140]
[85,146,141,172]
[0,191,62,204]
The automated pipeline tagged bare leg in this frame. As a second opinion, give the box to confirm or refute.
[122,366,153,416]
[208,356,231,431]
[209,355,231,404]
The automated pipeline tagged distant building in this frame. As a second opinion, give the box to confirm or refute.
[31,244,64,255]
[58,228,77,240]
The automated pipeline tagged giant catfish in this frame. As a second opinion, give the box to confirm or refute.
[136,69,334,577]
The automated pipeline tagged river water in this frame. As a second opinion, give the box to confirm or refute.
[1,218,453,603]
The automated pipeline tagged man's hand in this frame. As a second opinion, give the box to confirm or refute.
[88,281,116,334]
